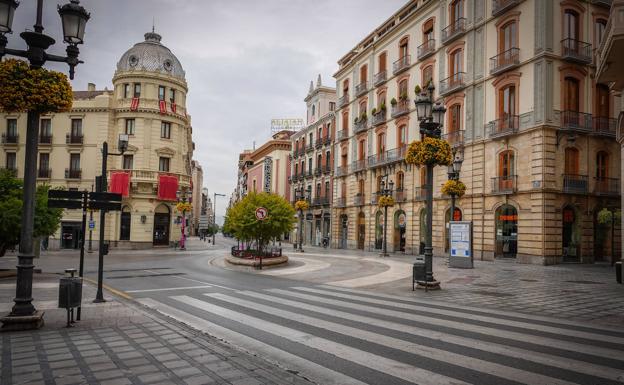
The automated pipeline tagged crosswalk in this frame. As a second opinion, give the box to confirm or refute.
[137,284,624,385]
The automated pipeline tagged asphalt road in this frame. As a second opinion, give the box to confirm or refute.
[3,236,624,385]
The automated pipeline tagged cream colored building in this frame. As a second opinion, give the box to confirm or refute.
[191,160,204,235]
[0,31,194,249]
[332,0,621,264]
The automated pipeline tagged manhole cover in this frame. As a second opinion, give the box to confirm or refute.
[564,280,605,285]
[470,290,515,298]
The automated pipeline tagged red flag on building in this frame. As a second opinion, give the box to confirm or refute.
[159,100,167,114]
[171,102,177,114]
[130,97,140,111]
[158,174,179,201]
[109,172,130,197]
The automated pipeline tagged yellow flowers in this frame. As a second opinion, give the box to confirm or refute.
[294,200,309,211]
[441,180,467,197]
[405,137,453,167]
[378,195,395,208]
[0,59,73,113]
[175,202,192,213]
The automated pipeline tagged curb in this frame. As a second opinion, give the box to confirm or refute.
[225,255,288,267]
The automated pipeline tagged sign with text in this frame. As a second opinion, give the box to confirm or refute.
[449,221,474,269]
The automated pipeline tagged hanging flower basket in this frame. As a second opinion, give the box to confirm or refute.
[405,137,453,166]
[0,59,73,113]
[441,179,467,197]
[294,200,309,211]
[378,195,395,208]
[175,202,192,213]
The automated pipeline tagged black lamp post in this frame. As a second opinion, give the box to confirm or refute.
[295,186,311,252]
[414,83,446,290]
[176,189,188,251]
[0,0,90,330]
[447,152,463,254]
[379,176,394,258]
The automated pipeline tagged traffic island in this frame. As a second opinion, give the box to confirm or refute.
[225,254,288,268]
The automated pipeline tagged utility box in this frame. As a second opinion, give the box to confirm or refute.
[616,261,622,284]
[412,257,426,290]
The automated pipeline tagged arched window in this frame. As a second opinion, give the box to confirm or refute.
[596,151,609,179]
[399,37,409,59]
[448,104,461,132]
[422,65,433,88]
[423,19,434,43]
[398,125,407,147]
[498,84,516,121]
[311,104,315,116]
[295,163,299,176]
[595,18,607,46]
[358,139,366,161]
[450,0,464,23]
[564,147,579,175]
[564,10,579,41]
[341,182,347,199]
[450,49,463,82]
[398,79,408,99]
[378,52,387,73]
[396,171,405,191]
[378,91,386,111]
[360,64,368,84]
[342,111,349,130]
[499,20,517,54]
[377,132,386,157]
[359,100,367,116]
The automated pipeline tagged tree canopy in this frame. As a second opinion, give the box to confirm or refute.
[226,192,295,252]
[0,169,63,257]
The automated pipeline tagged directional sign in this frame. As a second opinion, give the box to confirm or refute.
[48,190,83,200]
[255,207,268,221]
[48,190,85,210]
[89,220,95,230]
[88,192,122,202]
[88,201,122,211]
[48,199,83,209]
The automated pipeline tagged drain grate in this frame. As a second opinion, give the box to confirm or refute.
[108,272,186,279]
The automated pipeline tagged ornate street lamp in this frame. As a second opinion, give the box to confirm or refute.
[447,151,464,253]
[379,177,394,258]
[415,83,446,290]
[176,190,188,251]
[0,0,90,330]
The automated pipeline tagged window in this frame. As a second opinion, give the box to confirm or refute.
[40,119,51,137]
[318,127,322,141]
[70,153,81,171]
[125,119,135,135]
[342,111,349,130]
[311,105,315,117]
[359,100,367,116]
[499,21,517,53]
[498,85,515,118]
[39,153,49,173]
[360,64,368,83]
[294,163,299,176]
[379,52,387,73]
[358,139,366,161]
[341,150,348,167]
[499,151,514,177]
[564,10,579,41]
[596,84,609,118]
[397,172,405,190]
[398,125,407,147]
[317,154,322,169]
[398,79,408,99]
[308,133,313,145]
[122,154,133,170]
[342,79,349,96]
[301,160,305,174]
[6,119,17,136]
[595,19,607,47]
[6,152,16,170]
[422,66,433,88]
[169,88,176,103]
[326,151,331,168]
[377,133,385,157]
[450,0,464,23]
[308,158,312,174]
[423,19,434,42]
[123,84,130,98]
[596,151,608,179]
[450,49,463,77]
[159,157,170,172]
[316,183,321,198]
[158,86,166,101]
[133,83,141,98]
[161,122,171,139]
[399,37,409,59]
[71,119,82,137]
[564,77,580,111]
[253,180,257,192]
[329,102,335,111]
[341,182,347,199]
[358,179,365,195]
[325,181,330,198]
[564,148,579,175]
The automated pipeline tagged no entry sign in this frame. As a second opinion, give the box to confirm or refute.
[255,207,268,221]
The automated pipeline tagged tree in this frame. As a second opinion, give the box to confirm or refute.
[227,192,295,253]
[0,170,63,257]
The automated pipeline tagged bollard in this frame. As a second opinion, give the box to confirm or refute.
[616,261,622,284]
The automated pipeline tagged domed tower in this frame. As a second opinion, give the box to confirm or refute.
[109,31,193,248]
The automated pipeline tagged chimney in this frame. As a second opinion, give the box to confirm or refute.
[87,83,96,92]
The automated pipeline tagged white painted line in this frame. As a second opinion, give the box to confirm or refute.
[326,258,412,287]
[125,285,212,293]
[137,298,366,385]
[241,290,624,383]
[260,257,331,276]
[173,295,471,385]
[141,269,235,291]
[0,283,58,289]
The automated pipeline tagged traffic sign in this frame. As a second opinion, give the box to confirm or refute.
[88,192,122,202]
[255,207,268,221]
[88,220,95,230]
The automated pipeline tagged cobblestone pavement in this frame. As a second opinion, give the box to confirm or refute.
[0,275,312,385]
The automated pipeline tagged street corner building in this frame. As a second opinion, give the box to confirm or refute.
[0,31,199,250]
[330,0,622,264]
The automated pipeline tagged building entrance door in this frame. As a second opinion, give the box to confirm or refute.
[495,205,517,258]
[61,222,82,249]
[153,205,171,246]
[340,215,348,249]
[357,212,365,250]
[562,206,580,262]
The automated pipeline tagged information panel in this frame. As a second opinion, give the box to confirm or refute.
[449,221,474,269]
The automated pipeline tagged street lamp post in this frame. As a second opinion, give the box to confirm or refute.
[0,0,90,329]
[94,134,128,303]
[213,193,225,245]
[447,152,463,255]
[414,83,446,290]
[379,177,394,258]
[176,190,188,250]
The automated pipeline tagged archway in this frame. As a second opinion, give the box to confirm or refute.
[495,204,517,258]
[357,212,366,250]
[562,205,581,261]
[375,211,383,250]
[394,210,407,252]
[120,206,131,241]
[444,207,462,252]
[419,209,427,255]
[339,214,348,249]
[153,204,171,246]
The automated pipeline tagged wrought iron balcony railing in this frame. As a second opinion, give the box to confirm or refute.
[38,168,51,179]
[372,110,387,126]
[561,110,592,133]
[306,143,314,153]
[354,193,365,206]
[563,174,588,194]
[391,100,410,118]
[492,0,520,16]
[312,197,329,206]
[354,118,368,134]
[441,18,467,44]
[594,177,619,196]
[39,134,53,145]
[350,159,367,173]
[439,72,467,95]
[491,175,517,194]
[335,197,346,208]
[591,0,612,7]
[561,38,592,64]
[442,130,465,148]
[414,187,427,201]
[488,115,519,139]
[417,39,436,60]
[323,136,332,145]
[336,165,348,177]
[370,192,381,205]
[394,189,407,203]
[314,168,322,177]
[65,168,82,179]
[490,48,520,75]
[66,133,84,144]
[393,55,411,75]
[592,117,616,137]
[2,133,18,144]
[323,165,331,174]
[337,94,349,109]
[355,81,368,97]
[337,129,349,141]
[373,70,387,86]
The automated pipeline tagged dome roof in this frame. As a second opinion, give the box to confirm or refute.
[116,32,185,80]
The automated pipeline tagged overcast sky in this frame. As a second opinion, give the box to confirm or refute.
[7,0,406,219]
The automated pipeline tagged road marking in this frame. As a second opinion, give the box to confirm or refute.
[259,257,331,276]
[326,258,412,287]
[83,277,133,300]
[142,269,235,291]
[125,285,213,293]
[136,297,367,385]
[173,294,471,385]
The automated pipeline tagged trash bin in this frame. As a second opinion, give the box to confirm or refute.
[58,269,83,327]
[616,261,622,284]
[412,256,426,291]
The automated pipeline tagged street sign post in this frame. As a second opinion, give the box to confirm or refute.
[255,207,268,221]
[449,221,474,269]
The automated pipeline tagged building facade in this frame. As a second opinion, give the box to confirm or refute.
[331,0,621,264]
[289,76,337,246]
[191,160,204,235]
[0,31,195,250]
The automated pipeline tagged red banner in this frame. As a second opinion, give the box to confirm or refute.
[158,175,179,201]
[109,172,130,197]
[159,100,167,114]
[171,102,177,114]
[130,97,140,111]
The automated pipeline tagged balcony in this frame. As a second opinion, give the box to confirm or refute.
[66,134,83,145]
[323,136,332,145]
[488,115,519,139]
[561,39,592,64]
[350,159,367,173]
[355,81,368,98]
[393,55,411,75]
[441,18,467,44]
[337,129,349,141]
[374,70,387,86]
[2,133,18,145]
[336,165,348,177]
[38,168,51,179]
[323,165,331,175]
[595,177,619,196]
[315,139,323,149]
[314,168,322,177]
[354,193,366,206]
[439,72,467,96]
[298,173,305,181]
[372,110,387,126]
[306,143,314,153]
[368,146,406,168]
[305,170,313,179]
[292,149,299,159]
[563,174,588,194]
[39,134,53,145]
[354,117,368,134]
[65,168,82,179]
[414,187,427,201]
[312,197,329,206]
[370,192,380,205]
[592,117,617,137]
[335,197,346,208]
[490,48,520,75]
[288,175,295,183]
[591,0,612,7]
[596,1,624,88]
[492,0,520,16]
[417,39,436,60]
[394,189,407,203]
[338,94,349,109]
[391,100,410,118]
[442,130,465,148]
[560,111,592,133]
[491,175,517,194]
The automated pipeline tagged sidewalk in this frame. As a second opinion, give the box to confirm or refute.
[0,274,312,385]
